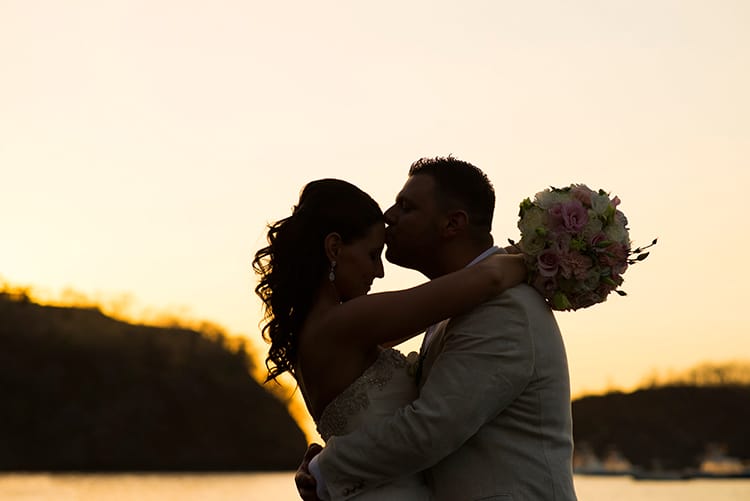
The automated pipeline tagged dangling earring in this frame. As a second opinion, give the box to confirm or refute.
[328,260,337,282]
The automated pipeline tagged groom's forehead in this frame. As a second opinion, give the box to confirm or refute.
[396,174,436,201]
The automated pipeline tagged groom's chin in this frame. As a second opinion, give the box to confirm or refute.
[385,248,416,270]
[384,248,404,267]
[384,249,399,265]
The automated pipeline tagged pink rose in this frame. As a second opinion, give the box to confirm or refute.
[589,231,607,247]
[596,283,615,297]
[532,274,557,298]
[614,210,628,228]
[548,200,589,234]
[571,185,593,206]
[599,242,629,275]
[560,252,593,281]
[552,234,572,254]
[571,290,605,309]
[537,248,560,277]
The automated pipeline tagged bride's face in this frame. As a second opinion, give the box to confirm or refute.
[335,222,386,300]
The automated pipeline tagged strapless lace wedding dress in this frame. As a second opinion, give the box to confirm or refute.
[316,348,431,500]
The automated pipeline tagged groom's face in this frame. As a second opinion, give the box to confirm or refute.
[383,174,443,274]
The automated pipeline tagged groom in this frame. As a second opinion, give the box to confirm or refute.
[298,156,577,500]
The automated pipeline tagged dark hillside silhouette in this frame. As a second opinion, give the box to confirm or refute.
[0,293,307,471]
[573,385,750,470]
[3,290,748,473]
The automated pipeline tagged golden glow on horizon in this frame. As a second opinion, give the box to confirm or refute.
[2,1,749,442]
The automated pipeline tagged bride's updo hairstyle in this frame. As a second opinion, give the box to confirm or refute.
[253,179,384,383]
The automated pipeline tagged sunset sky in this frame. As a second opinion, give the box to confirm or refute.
[2,1,749,439]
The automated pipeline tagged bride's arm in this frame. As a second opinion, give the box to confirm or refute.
[322,253,526,349]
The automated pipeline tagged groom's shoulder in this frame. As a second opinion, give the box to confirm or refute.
[486,283,548,311]
[449,283,545,327]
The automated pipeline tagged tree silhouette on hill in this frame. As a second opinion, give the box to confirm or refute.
[0,293,307,471]
[573,383,750,471]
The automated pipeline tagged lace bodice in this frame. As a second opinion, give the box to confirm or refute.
[317,348,419,441]
[314,348,430,500]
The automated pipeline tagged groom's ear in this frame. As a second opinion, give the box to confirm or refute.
[324,232,343,262]
[442,210,469,238]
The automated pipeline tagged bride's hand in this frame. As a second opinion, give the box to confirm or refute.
[295,443,323,500]
[478,253,528,294]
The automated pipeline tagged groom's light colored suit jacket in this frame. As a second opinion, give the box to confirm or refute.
[317,282,577,501]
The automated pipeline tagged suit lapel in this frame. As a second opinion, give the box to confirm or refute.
[418,319,450,388]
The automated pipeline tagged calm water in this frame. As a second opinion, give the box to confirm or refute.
[1,472,749,500]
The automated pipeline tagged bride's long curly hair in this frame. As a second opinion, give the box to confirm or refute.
[252,179,384,383]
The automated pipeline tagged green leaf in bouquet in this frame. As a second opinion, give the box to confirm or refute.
[602,276,617,286]
[604,205,616,222]
[552,291,572,310]
[506,238,523,254]
[570,237,586,251]
[630,238,658,254]
[628,253,650,264]
[519,198,533,216]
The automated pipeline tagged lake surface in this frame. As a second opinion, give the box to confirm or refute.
[1,472,749,500]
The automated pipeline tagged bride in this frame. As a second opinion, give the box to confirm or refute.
[253,178,525,498]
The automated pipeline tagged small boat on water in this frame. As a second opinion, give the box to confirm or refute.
[574,447,634,477]
[575,443,750,481]
[693,444,750,479]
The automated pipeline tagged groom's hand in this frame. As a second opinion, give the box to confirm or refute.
[295,443,323,500]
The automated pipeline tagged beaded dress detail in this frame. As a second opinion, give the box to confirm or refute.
[316,348,430,500]
[318,348,414,440]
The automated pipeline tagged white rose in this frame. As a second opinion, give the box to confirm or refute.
[521,234,546,256]
[519,207,546,236]
[583,210,603,241]
[535,190,569,209]
[604,221,629,243]
[590,193,612,215]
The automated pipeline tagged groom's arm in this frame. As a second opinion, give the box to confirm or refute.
[314,291,534,500]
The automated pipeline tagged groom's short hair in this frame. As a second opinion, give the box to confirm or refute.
[409,156,495,233]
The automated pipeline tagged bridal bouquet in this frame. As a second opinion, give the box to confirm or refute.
[511,184,655,311]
